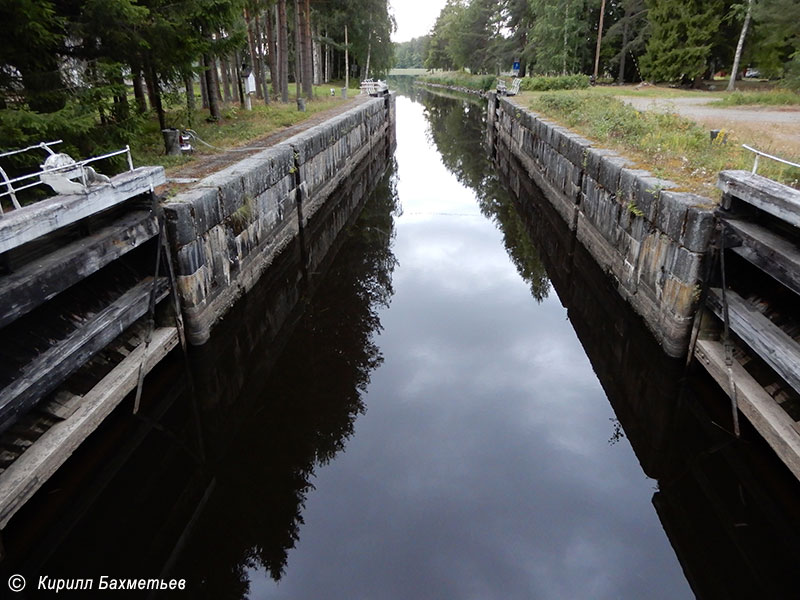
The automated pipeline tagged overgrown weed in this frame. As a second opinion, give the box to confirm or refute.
[531,92,800,195]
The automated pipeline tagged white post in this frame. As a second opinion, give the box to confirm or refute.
[344,24,349,98]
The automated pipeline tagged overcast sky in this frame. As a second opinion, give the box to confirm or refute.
[390,0,448,43]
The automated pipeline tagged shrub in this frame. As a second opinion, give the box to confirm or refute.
[711,89,800,106]
[530,91,800,194]
[419,72,497,92]
[519,74,590,92]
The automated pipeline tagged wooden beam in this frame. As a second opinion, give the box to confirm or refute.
[722,218,800,297]
[694,337,800,482]
[0,327,178,529]
[0,277,169,434]
[718,170,800,228]
[0,167,165,254]
[0,211,159,328]
[706,287,800,397]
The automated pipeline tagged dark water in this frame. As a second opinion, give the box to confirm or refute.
[6,89,800,599]
[182,92,692,598]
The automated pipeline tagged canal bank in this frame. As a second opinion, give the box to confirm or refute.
[487,92,716,358]
[2,85,800,600]
[0,93,396,546]
[165,93,396,345]
[487,90,800,485]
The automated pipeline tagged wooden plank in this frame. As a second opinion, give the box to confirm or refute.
[0,167,165,254]
[0,211,159,328]
[718,170,800,228]
[706,288,800,397]
[724,218,800,297]
[694,337,800,482]
[38,392,83,421]
[0,327,178,529]
[0,277,169,434]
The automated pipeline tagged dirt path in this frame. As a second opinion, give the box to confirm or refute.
[162,95,369,192]
[618,95,800,153]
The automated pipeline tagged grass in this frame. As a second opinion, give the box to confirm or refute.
[419,71,497,92]
[420,71,592,93]
[518,85,713,102]
[389,68,428,76]
[525,91,800,197]
[709,89,800,106]
[131,84,354,172]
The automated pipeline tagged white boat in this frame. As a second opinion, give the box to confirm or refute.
[360,79,389,96]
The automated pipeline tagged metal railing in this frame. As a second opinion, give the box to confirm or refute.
[742,144,800,175]
[0,141,135,216]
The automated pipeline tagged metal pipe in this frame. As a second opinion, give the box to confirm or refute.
[742,144,800,172]
[0,140,62,159]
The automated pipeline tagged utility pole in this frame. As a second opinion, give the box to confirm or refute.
[593,0,607,82]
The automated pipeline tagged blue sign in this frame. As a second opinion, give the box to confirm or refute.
[512,61,520,71]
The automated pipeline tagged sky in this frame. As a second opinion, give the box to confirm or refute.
[390,0,448,43]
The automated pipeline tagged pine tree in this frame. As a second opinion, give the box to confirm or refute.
[529,0,592,75]
[754,0,800,87]
[640,0,723,84]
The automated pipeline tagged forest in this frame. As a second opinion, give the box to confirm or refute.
[0,0,394,159]
[396,0,800,88]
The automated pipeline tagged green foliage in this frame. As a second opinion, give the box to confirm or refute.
[394,36,430,69]
[640,0,724,83]
[753,0,800,88]
[711,89,800,106]
[519,74,590,91]
[529,0,594,75]
[420,72,496,91]
[421,91,551,301]
[531,91,800,193]
[627,200,645,217]
[424,0,510,74]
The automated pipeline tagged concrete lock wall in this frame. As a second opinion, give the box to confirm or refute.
[488,93,715,357]
[165,94,395,345]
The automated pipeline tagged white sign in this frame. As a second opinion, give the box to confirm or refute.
[245,73,256,94]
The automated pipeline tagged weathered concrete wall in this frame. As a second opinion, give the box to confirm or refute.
[488,93,715,357]
[165,94,395,344]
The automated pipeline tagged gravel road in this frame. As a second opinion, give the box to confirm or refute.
[618,95,800,149]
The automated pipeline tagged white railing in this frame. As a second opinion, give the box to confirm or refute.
[0,142,134,216]
[742,144,800,175]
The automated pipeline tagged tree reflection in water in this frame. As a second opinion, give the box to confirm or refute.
[420,90,550,302]
[175,166,400,598]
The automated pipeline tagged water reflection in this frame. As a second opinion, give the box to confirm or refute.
[171,166,400,596]
[230,92,692,600]
[0,131,398,596]
[4,87,800,600]
[491,101,800,599]
[422,90,550,303]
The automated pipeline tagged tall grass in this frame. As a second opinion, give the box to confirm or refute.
[519,74,590,91]
[711,89,800,106]
[419,72,497,92]
[420,72,591,93]
[532,92,800,195]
